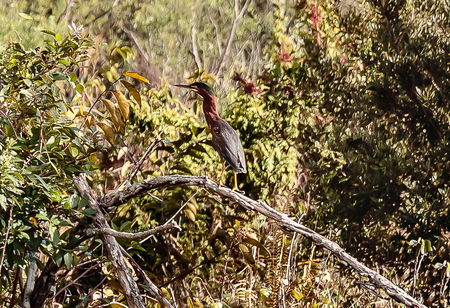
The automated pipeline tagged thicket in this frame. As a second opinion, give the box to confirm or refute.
[0,0,449,307]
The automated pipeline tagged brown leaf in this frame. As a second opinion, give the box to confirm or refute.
[103,99,123,132]
[112,90,129,122]
[97,122,115,145]
[121,80,141,107]
[102,99,116,116]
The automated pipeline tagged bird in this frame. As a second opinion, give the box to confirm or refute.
[174,82,247,190]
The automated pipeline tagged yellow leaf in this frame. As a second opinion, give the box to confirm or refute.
[121,161,131,178]
[186,201,197,217]
[193,298,203,308]
[109,302,128,308]
[121,80,141,107]
[187,297,194,308]
[118,120,126,135]
[97,123,115,145]
[80,105,83,115]
[103,99,123,131]
[123,255,137,280]
[117,147,128,160]
[161,287,172,301]
[88,115,95,128]
[122,72,150,84]
[184,208,196,222]
[102,99,116,116]
[19,13,33,20]
[112,90,129,122]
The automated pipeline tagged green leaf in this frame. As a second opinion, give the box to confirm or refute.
[51,72,67,81]
[19,232,30,240]
[49,224,60,246]
[36,213,49,221]
[58,59,70,66]
[19,13,33,20]
[41,29,56,37]
[119,221,132,232]
[420,239,431,255]
[0,194,7,210]
[81,208,97,217]
[55,251,63,267]
[64,253,73,269]
[75,84,84,94]
[242,237,271,256]
[70,195,79,209]
[78,195,89,209]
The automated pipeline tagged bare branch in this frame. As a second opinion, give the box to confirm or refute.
[191,24,202,71]
[122,26,150,64]
[120,246,171,305]
[23,252,37,308]
[74,174,173,308]
[214,0,251,77]
[113,134,162,193]
[86,222,180,239]
[101,175,426,308]
[0,206,13,275]
[209,16,223,57]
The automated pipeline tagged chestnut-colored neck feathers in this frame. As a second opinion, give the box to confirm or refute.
[201,92,221,127]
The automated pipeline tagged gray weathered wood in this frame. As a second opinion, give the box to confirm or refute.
[74,174,173,308]
[101,174,426,308]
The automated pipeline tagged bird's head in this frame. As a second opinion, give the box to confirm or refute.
[174,82,215,98]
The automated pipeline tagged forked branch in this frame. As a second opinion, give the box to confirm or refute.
[100,174,426,308]
[74,174,174,308]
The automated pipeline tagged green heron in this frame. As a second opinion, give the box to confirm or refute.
[175,82,247,190]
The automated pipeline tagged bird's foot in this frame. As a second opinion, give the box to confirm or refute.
[231,184,245,194]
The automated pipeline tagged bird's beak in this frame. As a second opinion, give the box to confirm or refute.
[174,84,197,92]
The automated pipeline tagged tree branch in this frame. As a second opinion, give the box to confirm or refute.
[74,174,173,308]
[101,174,426,308]
[209,16,223,57]
[112,134,161,193]
[191,24,202,71]
[122,26,150,64]
[85,222,180,239]
[214,0,251,77]
[0,206,13,276]
[23,252,37,308]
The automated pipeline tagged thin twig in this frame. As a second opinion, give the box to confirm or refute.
[166,188,204,224]
[79,77,121,130]
[85,223,180,240]
[214,0,251,77]
[191,24,202,71]
[112,133,162,194]
[119,246,173,307]
[54,263,99,300]
[0,206,13,275]
[209,16,223,57]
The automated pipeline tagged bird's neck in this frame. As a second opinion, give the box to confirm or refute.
[202,95,221,127]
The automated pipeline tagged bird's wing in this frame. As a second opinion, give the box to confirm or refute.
[211,120,247,173]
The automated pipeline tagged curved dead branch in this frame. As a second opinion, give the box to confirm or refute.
[74,175,174,308]
[101,174,426,308]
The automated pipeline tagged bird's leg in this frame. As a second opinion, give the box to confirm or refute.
[232,171,238,191]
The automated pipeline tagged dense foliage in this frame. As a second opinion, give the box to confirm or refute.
[0,0,449,307]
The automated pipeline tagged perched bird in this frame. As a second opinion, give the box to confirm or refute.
[175,82,247,190]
